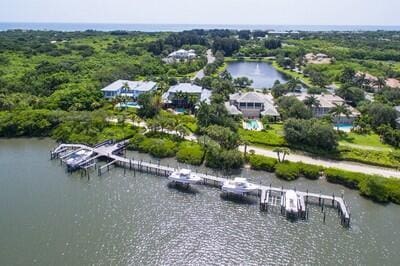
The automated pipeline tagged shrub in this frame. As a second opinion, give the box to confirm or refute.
[359,176,390,203]
[298,163,323,180]
[248,155,277,172]
[176,142,204,165]
[324,168,364,189]
[384,178,400,204]
[139,138,177,158]
[205,146,244,170]
[275,162,301,181]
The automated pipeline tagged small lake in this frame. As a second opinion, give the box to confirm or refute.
[227,61,288,89]
[1,138,400,265]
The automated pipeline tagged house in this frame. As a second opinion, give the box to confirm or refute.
[304,53,332,64]
[287,92,360,124]
[162,83,211,107]
[225,91,280,119]
[168,49,196,60]
[101,80,157,100]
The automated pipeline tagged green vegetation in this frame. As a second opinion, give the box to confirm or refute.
[176,142,204,165]
[338,146,400,168]
[339,132,393,150]
[325,168,400,204]
[248,154,277,172]
[238,125,286,148]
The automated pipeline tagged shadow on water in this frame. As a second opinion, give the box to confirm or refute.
[167,182,199,194]
[220,193,258,205]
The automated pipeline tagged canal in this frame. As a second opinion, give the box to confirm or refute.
[0,138,399,265]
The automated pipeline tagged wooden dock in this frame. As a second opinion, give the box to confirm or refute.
[51,141,351,227]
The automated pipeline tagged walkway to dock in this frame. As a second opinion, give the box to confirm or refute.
[51,140,351,227]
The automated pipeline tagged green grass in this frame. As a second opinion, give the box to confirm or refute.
[239,124,287,147]
[339,132,393,151]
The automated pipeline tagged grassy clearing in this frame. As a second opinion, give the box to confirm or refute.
[239,124,287,148]
[338,132,393,151]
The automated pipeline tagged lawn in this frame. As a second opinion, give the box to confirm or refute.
[338,132,394,151]
[239,124,287,147]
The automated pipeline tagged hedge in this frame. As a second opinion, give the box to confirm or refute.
[325,168,400,204]
[275,162,301,181]
[297,163,323,180]
[176,142,204,165]
[248,155,277,172]
[128,133,178,158]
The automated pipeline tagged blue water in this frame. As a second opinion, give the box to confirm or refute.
[246,120,260,130]
[335,123,353,132]
[227,61,288,89]
[1,22,400,32]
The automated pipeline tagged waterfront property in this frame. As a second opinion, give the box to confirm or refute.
[225,91,280,120]
[288,92,360,124]
[162,83,211,108]
[101,80,157,100]
[50,140,351,227]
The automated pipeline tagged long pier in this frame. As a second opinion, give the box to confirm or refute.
[50,140,351,227]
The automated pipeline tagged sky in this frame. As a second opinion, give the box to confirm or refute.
[0,0,399,25]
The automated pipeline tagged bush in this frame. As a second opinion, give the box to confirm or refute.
[359,176,390,203]
[248,155,277,172]
[176,142,204,165]
[298,163,323,180]
[128,134,178,158]
[275,162,301,181]
[324,168,364,189]
[384,178,400,204]
[205,146,244,170]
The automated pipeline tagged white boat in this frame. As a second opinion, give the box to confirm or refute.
[285,190,299,217]
[168,169,202,185]
[221,177,258,195]
[65,149,93,169]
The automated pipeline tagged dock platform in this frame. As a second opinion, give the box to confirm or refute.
[51,141,351,227]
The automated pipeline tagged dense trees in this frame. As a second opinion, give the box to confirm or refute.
[212,37,240,56]
[366,103,397,129]
[283,119,338,152]
[276,96,312,120]
[137,93,162,118]
[264,39,282,49]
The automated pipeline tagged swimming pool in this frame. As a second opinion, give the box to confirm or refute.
[116,102,140,108]
[175,108,186,114]
[246,119,260,130]
[335,123,353,132]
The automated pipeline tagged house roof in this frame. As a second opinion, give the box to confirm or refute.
[230,92,274,104]
[101,80,157,92]
[162,83,211,104]
[261,106,280,116]
[386,78,400,89]
[168,83,203,94]
[225,102,242,115]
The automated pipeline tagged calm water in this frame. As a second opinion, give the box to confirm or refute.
[0,138,400,265]
[227,61,288,89]
[1,23,400,32]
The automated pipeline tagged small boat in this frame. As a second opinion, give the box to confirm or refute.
[168,169,202,185]
[65,149,93,170]
[285,190,299,218]
[221,177,258,195]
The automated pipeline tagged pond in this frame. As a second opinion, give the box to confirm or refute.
[1,138,400,265]
[227,61,289,89]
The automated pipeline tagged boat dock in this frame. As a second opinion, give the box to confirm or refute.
[50,140,351,227]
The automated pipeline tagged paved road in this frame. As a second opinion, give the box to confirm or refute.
[192,49,215,80]
[240,145,400,178]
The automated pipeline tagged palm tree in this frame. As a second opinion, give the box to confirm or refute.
[121,82,130,93]
[175,123,189,139]
[303,95,320,108]
[273,147,290,163]
[330,103,351,131]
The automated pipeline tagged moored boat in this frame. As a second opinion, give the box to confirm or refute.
[168,169,202,185]
[221,177,258,195]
